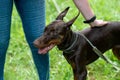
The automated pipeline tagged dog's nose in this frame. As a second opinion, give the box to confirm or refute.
[33,40,40,48]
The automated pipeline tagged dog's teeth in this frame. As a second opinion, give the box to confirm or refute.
[48,47,50,49]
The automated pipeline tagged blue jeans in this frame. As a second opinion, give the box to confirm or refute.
[0,0,49,80]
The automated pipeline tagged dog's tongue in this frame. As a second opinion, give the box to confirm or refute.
[38,44,55,54]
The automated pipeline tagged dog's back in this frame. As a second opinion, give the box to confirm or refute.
[80,21,120,43]
[81,21,120,35]
[79,21,120,61]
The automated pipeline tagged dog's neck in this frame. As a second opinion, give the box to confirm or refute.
[58,30,78,53]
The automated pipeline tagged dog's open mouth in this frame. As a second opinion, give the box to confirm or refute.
[38,44,55,54]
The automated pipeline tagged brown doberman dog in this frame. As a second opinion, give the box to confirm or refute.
[33,7,120,80]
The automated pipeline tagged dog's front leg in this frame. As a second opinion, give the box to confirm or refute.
[73,67,87,80]
[73,55,87,80]
[63,53,87,80]
[71,47,88,80]
[63,54,87,80]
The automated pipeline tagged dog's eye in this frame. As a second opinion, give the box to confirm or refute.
[50,29,55,32]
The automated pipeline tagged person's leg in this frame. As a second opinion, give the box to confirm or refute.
[14,0,49,80]
[0,0,13,80]
[73,0,107,27]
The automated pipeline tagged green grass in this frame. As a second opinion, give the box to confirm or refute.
[4,0,120,80]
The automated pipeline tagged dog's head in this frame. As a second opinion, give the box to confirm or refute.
[33,7,79,54]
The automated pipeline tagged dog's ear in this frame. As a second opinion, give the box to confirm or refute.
[65,12,80,27]
[56,7,70,20]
